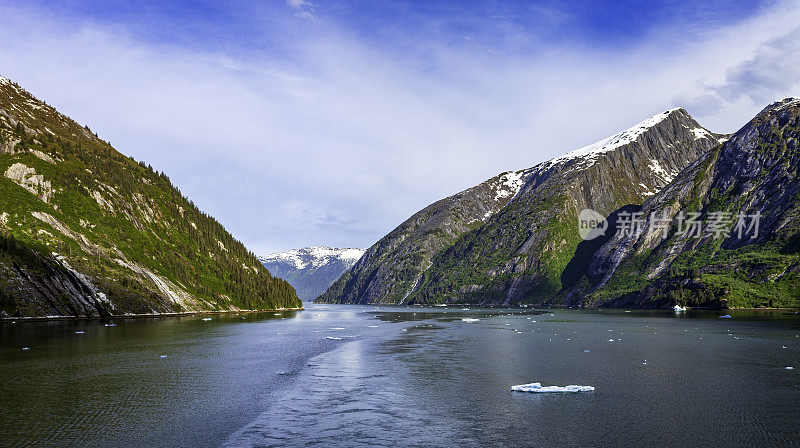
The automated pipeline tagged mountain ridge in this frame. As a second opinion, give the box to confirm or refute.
[259,247,365,301]
[317,107,727,305]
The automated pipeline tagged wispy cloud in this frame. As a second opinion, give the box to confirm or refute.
[0,0,798,254]
[286,0,318,22]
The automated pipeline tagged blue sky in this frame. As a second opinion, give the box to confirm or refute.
[1,0,799,254]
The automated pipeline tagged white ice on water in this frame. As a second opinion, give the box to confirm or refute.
[461,318,480,323]
[511,383,595,393]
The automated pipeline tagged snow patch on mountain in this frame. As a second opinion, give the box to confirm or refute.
[260,247,365,270]
[647,158,675,184]
[493,170,527,201]
[546,108,682,168]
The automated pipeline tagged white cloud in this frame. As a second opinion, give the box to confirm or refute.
[0,1,798,254]
[286,0,317,21]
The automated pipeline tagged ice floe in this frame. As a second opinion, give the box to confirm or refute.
[462,318,480,323]
[75,331,85,334]
[511,383,595,393]
[719,315,732,319]
[326,336,342,340]
[786,367,794,370]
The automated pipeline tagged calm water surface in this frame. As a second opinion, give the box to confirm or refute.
[1,305,799,447]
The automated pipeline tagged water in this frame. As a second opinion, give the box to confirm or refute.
[1,305,799,447]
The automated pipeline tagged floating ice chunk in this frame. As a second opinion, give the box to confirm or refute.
[462,318,480,323]
[75,331,85,334]
[368,325,379,328]
[462,308,470,311]
[104,323,116,327]
[673,305,687,311]
[326,336,342,340]
[329,327,345,330]
[584,349,590,352]
[22,347,30,350]
[607,338,615,342]
[511,383,595,393]
[719,315,732,319]
[786,367,794,370]
[201,317,212,321]
[782,346,787,349]
[274,313,282,316]
[159,354,168,358]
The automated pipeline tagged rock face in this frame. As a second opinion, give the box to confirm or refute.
[259,247,364,301]
[580,98,800,309]
[0,76,300,317]
[316,170,531,304]
[318,108,725,304]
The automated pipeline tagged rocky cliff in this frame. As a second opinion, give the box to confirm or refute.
[318,108,725,304]
[0,76,300,317]
[579,98,800,309]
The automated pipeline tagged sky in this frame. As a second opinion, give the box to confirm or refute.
[1,0,799,255]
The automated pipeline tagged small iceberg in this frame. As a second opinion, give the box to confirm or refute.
[462,308,470,311]
[786,366,794,370]
[104,323,117,327]
[22,347,30,350]
[719,315,732,319]
[511,383,594,393]
[159,354,168,358]
[326,336,342,340]
[461,318,480,323]
[201,317,212,321]
[75,331,85,334]
[673,305,687,311]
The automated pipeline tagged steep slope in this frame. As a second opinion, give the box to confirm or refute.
[316,171,529,303]
[579,98,800,309]
[259,247,364,301]
[0,76,300,317]
[319,108,724,304]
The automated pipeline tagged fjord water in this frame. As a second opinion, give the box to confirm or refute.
[1,306,799,447]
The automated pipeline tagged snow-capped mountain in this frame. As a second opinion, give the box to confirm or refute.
[259,247,365,301]
[318,107,726,305]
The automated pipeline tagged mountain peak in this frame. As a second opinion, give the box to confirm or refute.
[544,107,705,168]
[759,97,800,116]
[260,247,365,270]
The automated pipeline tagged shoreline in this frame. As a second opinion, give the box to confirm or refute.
[0,307,305,322]
[314,302,799,312]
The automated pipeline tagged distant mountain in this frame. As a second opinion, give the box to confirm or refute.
[579,98,800,309]
[318,107,726,305]
[0,76,300,317]
[260,247,365,301]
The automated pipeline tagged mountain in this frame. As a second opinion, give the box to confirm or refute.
[259,247,364,301]
[317,107,726,305]
[0,76,301,318]
[578,98,800,309]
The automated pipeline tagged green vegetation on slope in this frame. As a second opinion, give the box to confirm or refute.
[0,78,299,316]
